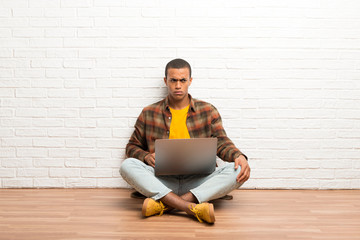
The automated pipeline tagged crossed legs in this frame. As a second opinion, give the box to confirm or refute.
[120,158,242,223]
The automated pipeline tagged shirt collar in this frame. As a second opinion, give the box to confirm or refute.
[164,94,196,113]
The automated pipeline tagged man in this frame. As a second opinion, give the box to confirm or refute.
[120,58,250,224]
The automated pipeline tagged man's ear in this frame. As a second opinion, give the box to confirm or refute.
[189,77,193,86]
[164,77,167,86]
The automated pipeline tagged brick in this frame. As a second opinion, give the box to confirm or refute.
[80,108,112,118]
[47,108,79,118]
[17,148,48,158]
[64,79,94,88]
[61,0,91,7]
[97,118,128,128]
[0,109,14,117]
[16,108,47,117]
[31,59,63,68]
[66,178,96,188]
[80,149,111,158]
[96,78,128,88]
[46,49,77,58]
[50,168,80,177]
[30,18,60,27]
[49,148,79,158]
[81,168,113,177]
[32,98,64,107]
[2,138,32,147]
[65,159,96,168]
[80,128,112,138]
[0,168,16,177]
[46,69,78,78]
[14,69,45,78]
[34,179,65,188]
[13,28,44,37]
[0,69,13,77]
[0,8,11,17]
[320,180,352,189]
[97,159,121,168]
[0,48,12,57]
[29,38,63,48]
[34,159,64,167]
[15,88,47,98]
[48,128,78,137]
[64,99,95,108]
[2,158,33,167]
[0,28,12,37]
[1,119,32,127]
[0,128,15,137]
[96,98,128,108]
[44,8,76,17]
[63,59,94,68]
[29,0,60,7]
[94,0,125,7]
[65,118,96,128]
[109,7,140,17]
[77,8,108,17]
[14,49,46,58]
[79,69,111,78]
[63,38,94,48]
[80,88,111,98]
[97,178,122,188]
[77,28,108,38]
[3,179,33,188]
[65,139,96,148]
[32,119,64,127]
[96,139,128,148]
[33,138,65,147]
[0,18,28,28]
[17,168,48,177]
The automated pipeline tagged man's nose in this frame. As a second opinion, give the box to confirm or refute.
[175,81,181,88]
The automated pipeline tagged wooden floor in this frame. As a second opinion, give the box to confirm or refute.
[0,189,359,240]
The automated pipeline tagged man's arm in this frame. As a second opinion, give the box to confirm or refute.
[125,111,150,162]
[210,105,247,162]
[211,105,250,183]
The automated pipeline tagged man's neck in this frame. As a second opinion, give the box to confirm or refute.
[168,94,190,110]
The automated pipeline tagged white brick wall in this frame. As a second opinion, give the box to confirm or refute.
[1,0,360,189]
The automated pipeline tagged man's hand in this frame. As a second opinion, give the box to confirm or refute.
[234,155,250,183]
[144,153,155,168]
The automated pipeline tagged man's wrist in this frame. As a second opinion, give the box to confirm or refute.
[237,154,247,161]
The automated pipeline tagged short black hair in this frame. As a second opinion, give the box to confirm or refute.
[165,58,192,78]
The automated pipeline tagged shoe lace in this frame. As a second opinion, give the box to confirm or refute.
[157,201,167,216]
[189,205,203,223]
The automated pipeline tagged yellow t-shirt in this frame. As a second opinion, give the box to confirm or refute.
[169,105,190,139]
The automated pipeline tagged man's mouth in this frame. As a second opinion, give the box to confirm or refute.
[174,91,183,95]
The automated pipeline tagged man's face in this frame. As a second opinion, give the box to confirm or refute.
[164,67,192,102]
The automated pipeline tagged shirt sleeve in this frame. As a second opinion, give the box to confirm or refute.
[210,105,248,162]
[125,110,150,162]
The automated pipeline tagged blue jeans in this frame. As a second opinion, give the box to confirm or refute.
[120,158,243,203]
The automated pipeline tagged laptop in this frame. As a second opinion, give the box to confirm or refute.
[154,138,217,176]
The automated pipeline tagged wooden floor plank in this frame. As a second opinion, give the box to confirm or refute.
[0,189,359,240]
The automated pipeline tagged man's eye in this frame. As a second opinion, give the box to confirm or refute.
[170,79,177,83]
[181,79,187,83]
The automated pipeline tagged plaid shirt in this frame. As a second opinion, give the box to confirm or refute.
[126,94,247,163]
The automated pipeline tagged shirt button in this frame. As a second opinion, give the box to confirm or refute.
[167,131,169,134]
[168,117,171,119]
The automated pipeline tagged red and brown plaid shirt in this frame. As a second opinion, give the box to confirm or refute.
[126,94,247,163]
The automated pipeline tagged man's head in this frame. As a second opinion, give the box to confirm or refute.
[164,59,193,104]
[165,58,192,78]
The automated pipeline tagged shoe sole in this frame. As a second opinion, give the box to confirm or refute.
[208,203,215,223]
[142,198,151,217]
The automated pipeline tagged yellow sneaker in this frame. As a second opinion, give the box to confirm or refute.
[189,203,215,223]
[142,198,167,217]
